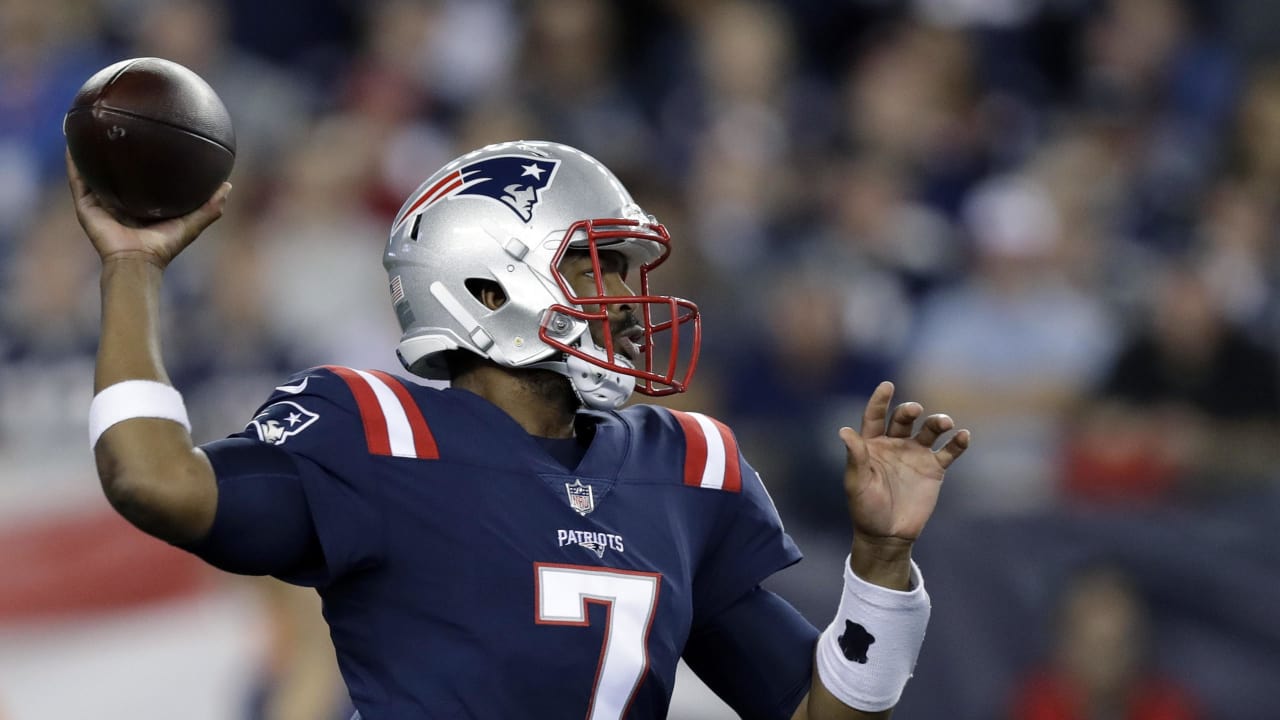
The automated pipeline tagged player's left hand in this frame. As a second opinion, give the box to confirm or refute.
[838,381,970,544]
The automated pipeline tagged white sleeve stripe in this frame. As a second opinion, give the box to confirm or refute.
[689,412,726,490]
[353,368,419,458]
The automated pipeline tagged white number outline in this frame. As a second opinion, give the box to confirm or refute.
[534,563,663,720]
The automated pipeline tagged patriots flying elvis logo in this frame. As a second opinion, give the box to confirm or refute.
[248,401,320,446]
[394,155,560,229]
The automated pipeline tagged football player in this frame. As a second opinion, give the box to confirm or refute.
[69,141,970,719]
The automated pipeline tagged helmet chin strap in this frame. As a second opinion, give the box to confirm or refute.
[531,333,636,411]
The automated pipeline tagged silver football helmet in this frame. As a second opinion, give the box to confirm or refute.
[383,141,700,410]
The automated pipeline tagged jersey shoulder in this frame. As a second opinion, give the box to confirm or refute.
[617,404,744,493]
[241,365,444,462]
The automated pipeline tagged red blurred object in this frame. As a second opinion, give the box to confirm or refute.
[1061,428,1182,505]
[0,509,211,622]
[1012,671,1202,720]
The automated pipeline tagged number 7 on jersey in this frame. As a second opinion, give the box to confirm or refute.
[535,564,663,720]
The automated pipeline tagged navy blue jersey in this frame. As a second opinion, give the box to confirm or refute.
[192,366,807,719]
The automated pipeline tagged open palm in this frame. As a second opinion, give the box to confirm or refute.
[66,150,230,267]
[839,382,970,542]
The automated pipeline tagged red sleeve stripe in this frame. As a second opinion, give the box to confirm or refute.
[324,366,437,459]
[687,412,726,490]
[325,366,391,456]
[368,370,439,459]
[669,410,741,492]
[669,410,707,488]
[706,415,742,493]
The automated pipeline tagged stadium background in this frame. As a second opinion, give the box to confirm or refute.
[3,0,1280,717]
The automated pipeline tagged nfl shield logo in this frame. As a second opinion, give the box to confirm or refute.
[565,479,595,516]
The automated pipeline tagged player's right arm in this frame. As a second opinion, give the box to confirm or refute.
[69,150,232,544]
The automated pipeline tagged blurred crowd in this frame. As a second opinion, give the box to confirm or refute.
[4,0,1280,718]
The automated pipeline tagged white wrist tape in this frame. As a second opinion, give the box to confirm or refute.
[815,556,931,712]
[89,380,191,449]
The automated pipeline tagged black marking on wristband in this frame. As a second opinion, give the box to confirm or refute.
[838,620,875,664]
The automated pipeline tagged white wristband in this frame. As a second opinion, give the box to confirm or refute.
[814,556,931,712]
[89,380,191,449]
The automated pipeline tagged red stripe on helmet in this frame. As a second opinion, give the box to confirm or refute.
[393,170,462,230]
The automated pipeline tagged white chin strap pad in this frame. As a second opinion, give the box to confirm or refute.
[563,335,636,411]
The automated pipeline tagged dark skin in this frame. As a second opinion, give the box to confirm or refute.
[451,249,634,438]
[70,152,970,719]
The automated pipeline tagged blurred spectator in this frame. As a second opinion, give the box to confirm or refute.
[1216,64,1280,337]
[450,98,541,159]
[218,0,358,81]
[244,580,350,720]
[0,0,108,251]
[1228,63,1280,197]
[839,19,986,214]
[1066,258,1280,503]
[339,0,436,127]
[675,1,806,274]
[1010,563,1202,720]
[168,223,306,444]
[336,0,535,219]
[1197,180,1280,350]
[421,0,518,107]
[915,0,1041,29]
[904,173,1116,516]
[1078,0,1238,251]
[252,115,401,371]
[518,0,651,176]
[0,196,99,458]
[1083,0,1236,141]
[721,152,955,524]
[127,0,315,191]
[721,264,893,526]
[815,152,959,296]
[1224,0,1280,64]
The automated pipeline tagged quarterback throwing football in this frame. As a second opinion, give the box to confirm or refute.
[70,141,970,719]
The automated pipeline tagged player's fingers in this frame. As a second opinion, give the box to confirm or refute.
[839,426,870,473]
[860,381,894,438]
[913,413,954,448]
[887,402,922,438]
[182,182,232,237]
[65,150,115,237]
[65,149,93,203]
[935,429,971,469]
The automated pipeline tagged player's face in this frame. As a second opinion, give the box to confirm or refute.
[558,250,643,362]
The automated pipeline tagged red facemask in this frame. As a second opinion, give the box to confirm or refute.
[540,218,701,396]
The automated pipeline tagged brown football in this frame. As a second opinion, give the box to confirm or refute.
[64,57,235,221]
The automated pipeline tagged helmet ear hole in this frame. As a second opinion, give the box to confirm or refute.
[464,278,507,310]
